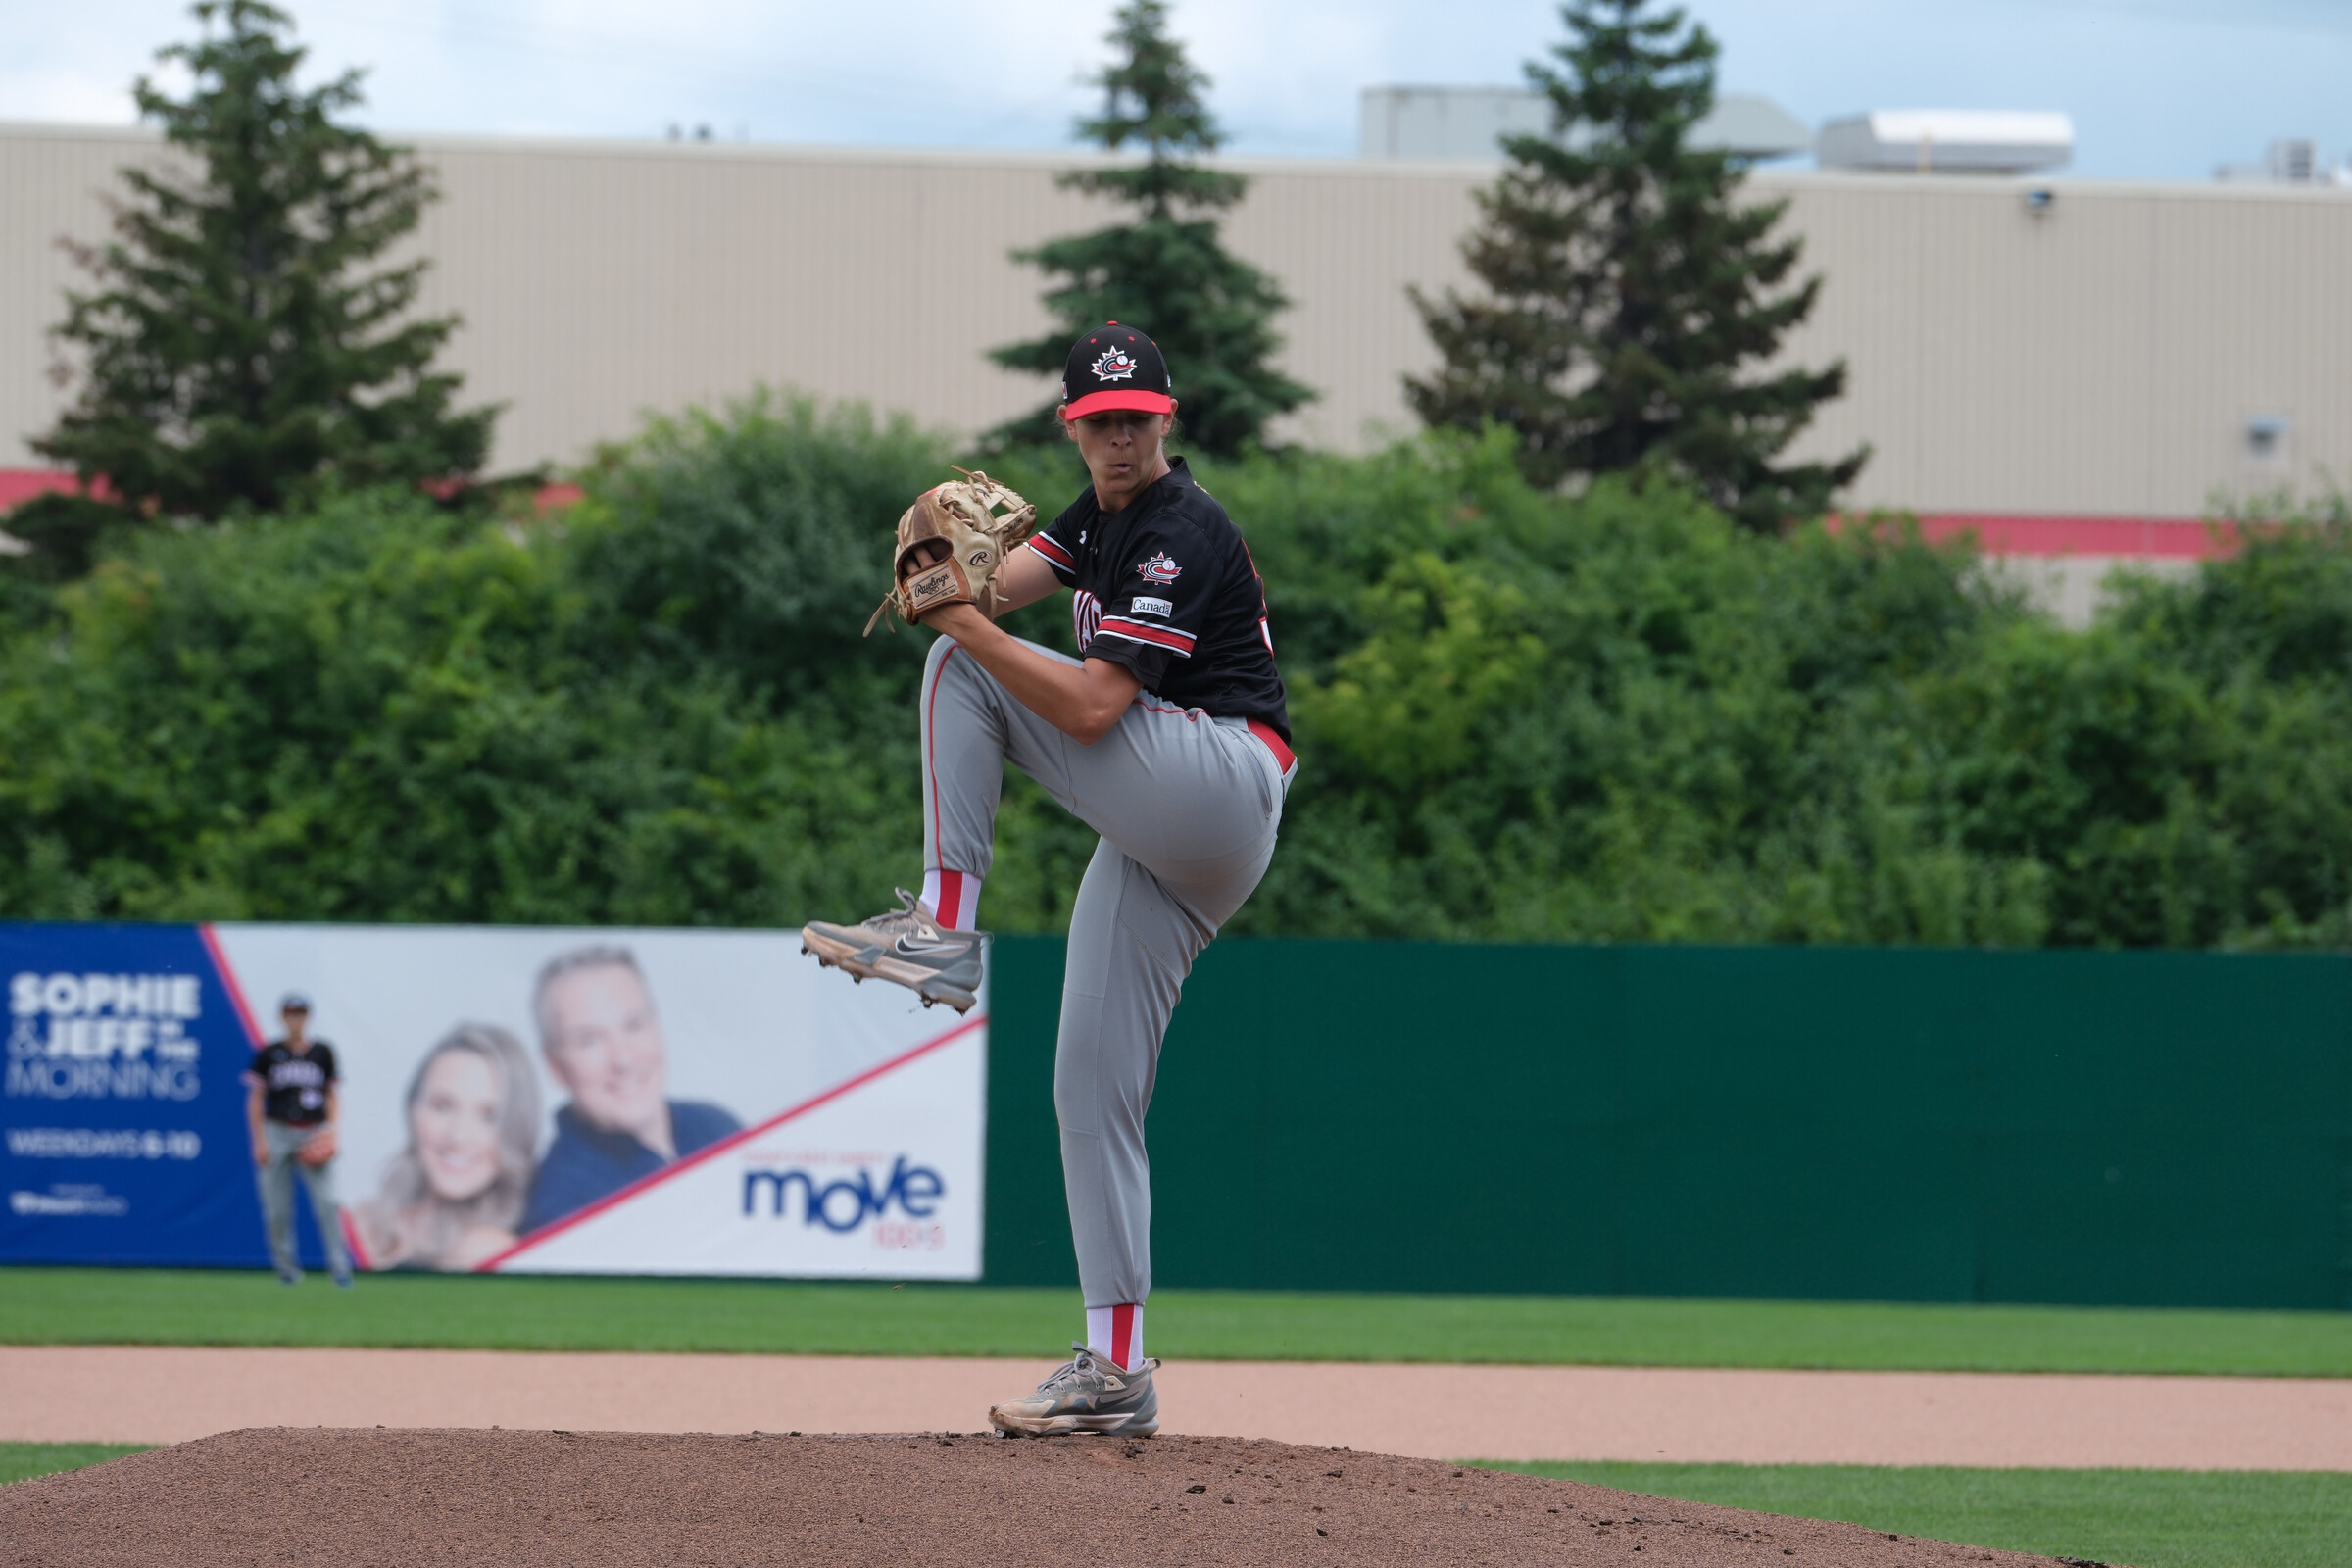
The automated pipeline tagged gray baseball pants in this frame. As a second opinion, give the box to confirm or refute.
[921,633,1291,1308]
[257,1120,351,1279]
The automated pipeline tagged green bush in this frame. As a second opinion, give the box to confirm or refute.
[0,394,941,926]
[1925,500,2352,948]
[5,392,2351,950]
[1203,432,2050,943]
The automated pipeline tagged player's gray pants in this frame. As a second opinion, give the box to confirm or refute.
[922,633,1292,1308]
[257,1120,351,1279]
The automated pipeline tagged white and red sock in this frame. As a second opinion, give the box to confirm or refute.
[920,868,981,931]
[1086,1303,1143,1372]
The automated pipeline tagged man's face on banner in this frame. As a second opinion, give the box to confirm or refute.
[540,963,668,1143]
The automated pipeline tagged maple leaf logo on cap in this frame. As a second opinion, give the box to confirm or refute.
[1061,324,1174,419]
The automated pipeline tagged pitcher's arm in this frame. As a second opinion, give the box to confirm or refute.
[989,545,1061,615]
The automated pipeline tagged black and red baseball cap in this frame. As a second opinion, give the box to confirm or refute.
[1060,323,1175,419]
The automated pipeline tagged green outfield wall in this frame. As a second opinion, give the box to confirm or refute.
[982,939,2352,1309]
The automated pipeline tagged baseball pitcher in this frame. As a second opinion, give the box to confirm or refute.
[804,323,1294,1437]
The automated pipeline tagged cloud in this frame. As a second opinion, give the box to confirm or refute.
[5,0,2350,176]
[0,70,139,125]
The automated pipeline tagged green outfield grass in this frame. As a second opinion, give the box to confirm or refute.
[1483,1461,2352,1568]
[0,1444,153,1487]
[3,1268,2349,1373]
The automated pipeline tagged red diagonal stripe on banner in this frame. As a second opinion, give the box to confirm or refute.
[198,923,265,1051]
[477,1010,987,1271]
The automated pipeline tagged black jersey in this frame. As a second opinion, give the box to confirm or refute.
[247,1040,338,1126]
[1027,459,1291,741]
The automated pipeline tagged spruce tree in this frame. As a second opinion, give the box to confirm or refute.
[989,0,1312,458]
[1407,0,1863,530]
[21,0,493,572]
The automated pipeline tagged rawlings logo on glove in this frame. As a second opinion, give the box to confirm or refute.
[864,468,1039,636]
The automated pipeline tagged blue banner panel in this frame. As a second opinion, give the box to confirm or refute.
[1,922,269,1266]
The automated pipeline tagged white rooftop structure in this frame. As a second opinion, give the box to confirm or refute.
[1359,86,1813,163]
[2214,138,2350,185]
[1815,111,2074,174]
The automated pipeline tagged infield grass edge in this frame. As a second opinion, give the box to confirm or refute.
[3,1267,2349,1376]
[1476,1460,2352,1568]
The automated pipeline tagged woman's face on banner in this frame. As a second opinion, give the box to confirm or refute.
[414,1049,504,1202]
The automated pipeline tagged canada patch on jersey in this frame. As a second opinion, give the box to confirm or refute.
[1136,552,1181,585]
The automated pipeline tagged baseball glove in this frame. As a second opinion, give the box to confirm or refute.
[863,467,1039,636]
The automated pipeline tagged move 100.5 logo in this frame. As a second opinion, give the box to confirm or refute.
[741,1154,949,1250]
[7,971,207,1102]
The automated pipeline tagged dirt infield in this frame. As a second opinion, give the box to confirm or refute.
[6,1346,2350,1469]
[0,1427,2073,1568]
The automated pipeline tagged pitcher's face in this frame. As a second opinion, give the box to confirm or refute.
[1065,408,1174,512]
[540,964,668,1140]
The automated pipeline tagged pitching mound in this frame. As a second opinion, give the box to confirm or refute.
[4,1427,2074,1567]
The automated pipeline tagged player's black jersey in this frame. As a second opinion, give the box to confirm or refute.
[1028,459,1290,742]
[247,1040,338,1126]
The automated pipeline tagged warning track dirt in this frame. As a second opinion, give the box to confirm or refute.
[5,1346,2348,1469]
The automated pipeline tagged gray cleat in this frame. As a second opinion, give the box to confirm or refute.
[801,889,984,1012]
[989,1344,1160,1438]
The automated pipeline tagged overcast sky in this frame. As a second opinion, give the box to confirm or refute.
[5,0,2350,180]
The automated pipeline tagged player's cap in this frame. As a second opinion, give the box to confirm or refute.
[1060,323,1174,420]
[279,990,313,1013]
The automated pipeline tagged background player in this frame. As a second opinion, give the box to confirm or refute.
[244,990,354,1288]
[803,322,1294,1436]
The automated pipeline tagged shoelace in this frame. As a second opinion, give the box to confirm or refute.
[1035,1343,1104,1393]
[858,889,941,942]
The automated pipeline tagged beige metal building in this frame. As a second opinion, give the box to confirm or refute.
[5,119,2349,520]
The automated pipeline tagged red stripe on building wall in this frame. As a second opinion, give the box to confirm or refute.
[0,470,81,511]
[1911,514,2231,560]
[1827,512,2236,560]
[0,470,2246,563]
[0,469,581,516]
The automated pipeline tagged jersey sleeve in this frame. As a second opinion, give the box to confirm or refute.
[1024,507,1083,585]
[1085,517,1208,691]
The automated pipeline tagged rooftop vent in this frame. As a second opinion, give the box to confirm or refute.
[1357,86,1812,163]
[2215,138,2347,185]
[1815,110,2073,174]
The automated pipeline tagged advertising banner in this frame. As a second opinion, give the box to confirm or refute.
[2,921,986,1278]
